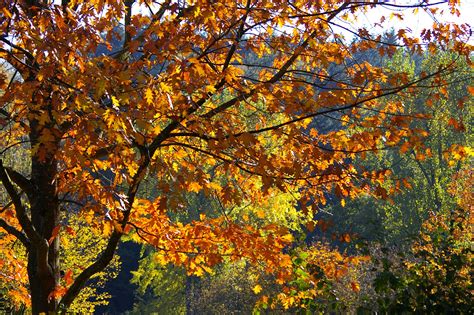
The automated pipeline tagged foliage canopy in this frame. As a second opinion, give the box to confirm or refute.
[0,0,472,313]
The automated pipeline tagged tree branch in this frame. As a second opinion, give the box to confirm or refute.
[60,139,152,309]
[0,36,36,64]
[0,217,30,248]
[120,0,135,59]
[0,48,31,79]
[0,160,41,245]
[225,64,453,137]
[59,231,122,309]
[4,167,34,201]
[200,1,350,119]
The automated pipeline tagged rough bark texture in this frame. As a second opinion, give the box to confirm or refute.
[28,113,61,314]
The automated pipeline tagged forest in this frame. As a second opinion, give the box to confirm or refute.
[0,0,472,314]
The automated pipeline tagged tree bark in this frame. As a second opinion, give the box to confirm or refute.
[27,114,61,314]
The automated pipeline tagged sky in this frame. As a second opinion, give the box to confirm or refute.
[351,0,474,44]
[51,0,474,45]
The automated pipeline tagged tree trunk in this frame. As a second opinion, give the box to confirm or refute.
[28,117,61,314]
[185,275,202,315]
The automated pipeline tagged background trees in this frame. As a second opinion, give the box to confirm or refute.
[310,48,472,313]
[321,49,472,245]
[0,0,471,313]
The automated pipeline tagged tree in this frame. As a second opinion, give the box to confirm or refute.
[128,164,304,313]
[0,131,120,313]
[361,168,473,313]
[0,65,121,313]
[394,176,473,313]
[307,50,472,312]
[319,48,473,245]
[1,191,120,313]
[0,0,471,313]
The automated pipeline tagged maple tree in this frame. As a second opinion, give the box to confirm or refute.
[0,125,119,313]
[0,0,472,313]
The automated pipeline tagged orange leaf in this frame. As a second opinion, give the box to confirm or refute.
[400,142,410,154]
[341,233,351,243]
[351,282,360,292]
[64,269,73,286]
[402,179,412,189]
[48,285,67,301]
[48,225,61,245]
[2,8,12,19]
[305,221,316,232]
[467,86,474,95]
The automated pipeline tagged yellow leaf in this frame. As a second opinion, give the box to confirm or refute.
[103,221,112,236]
[188,182,202,193]
[153,253,168,265]
[37,72,44,82]
[281,234,293,242]
[256,210,265,219]
[111,96,120,108]
[2,8,12,18]
[145,88,153,105]
[159,82,172,93]
[194,267,204,277]
[253,284,262,294]
[201,265,212,274]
